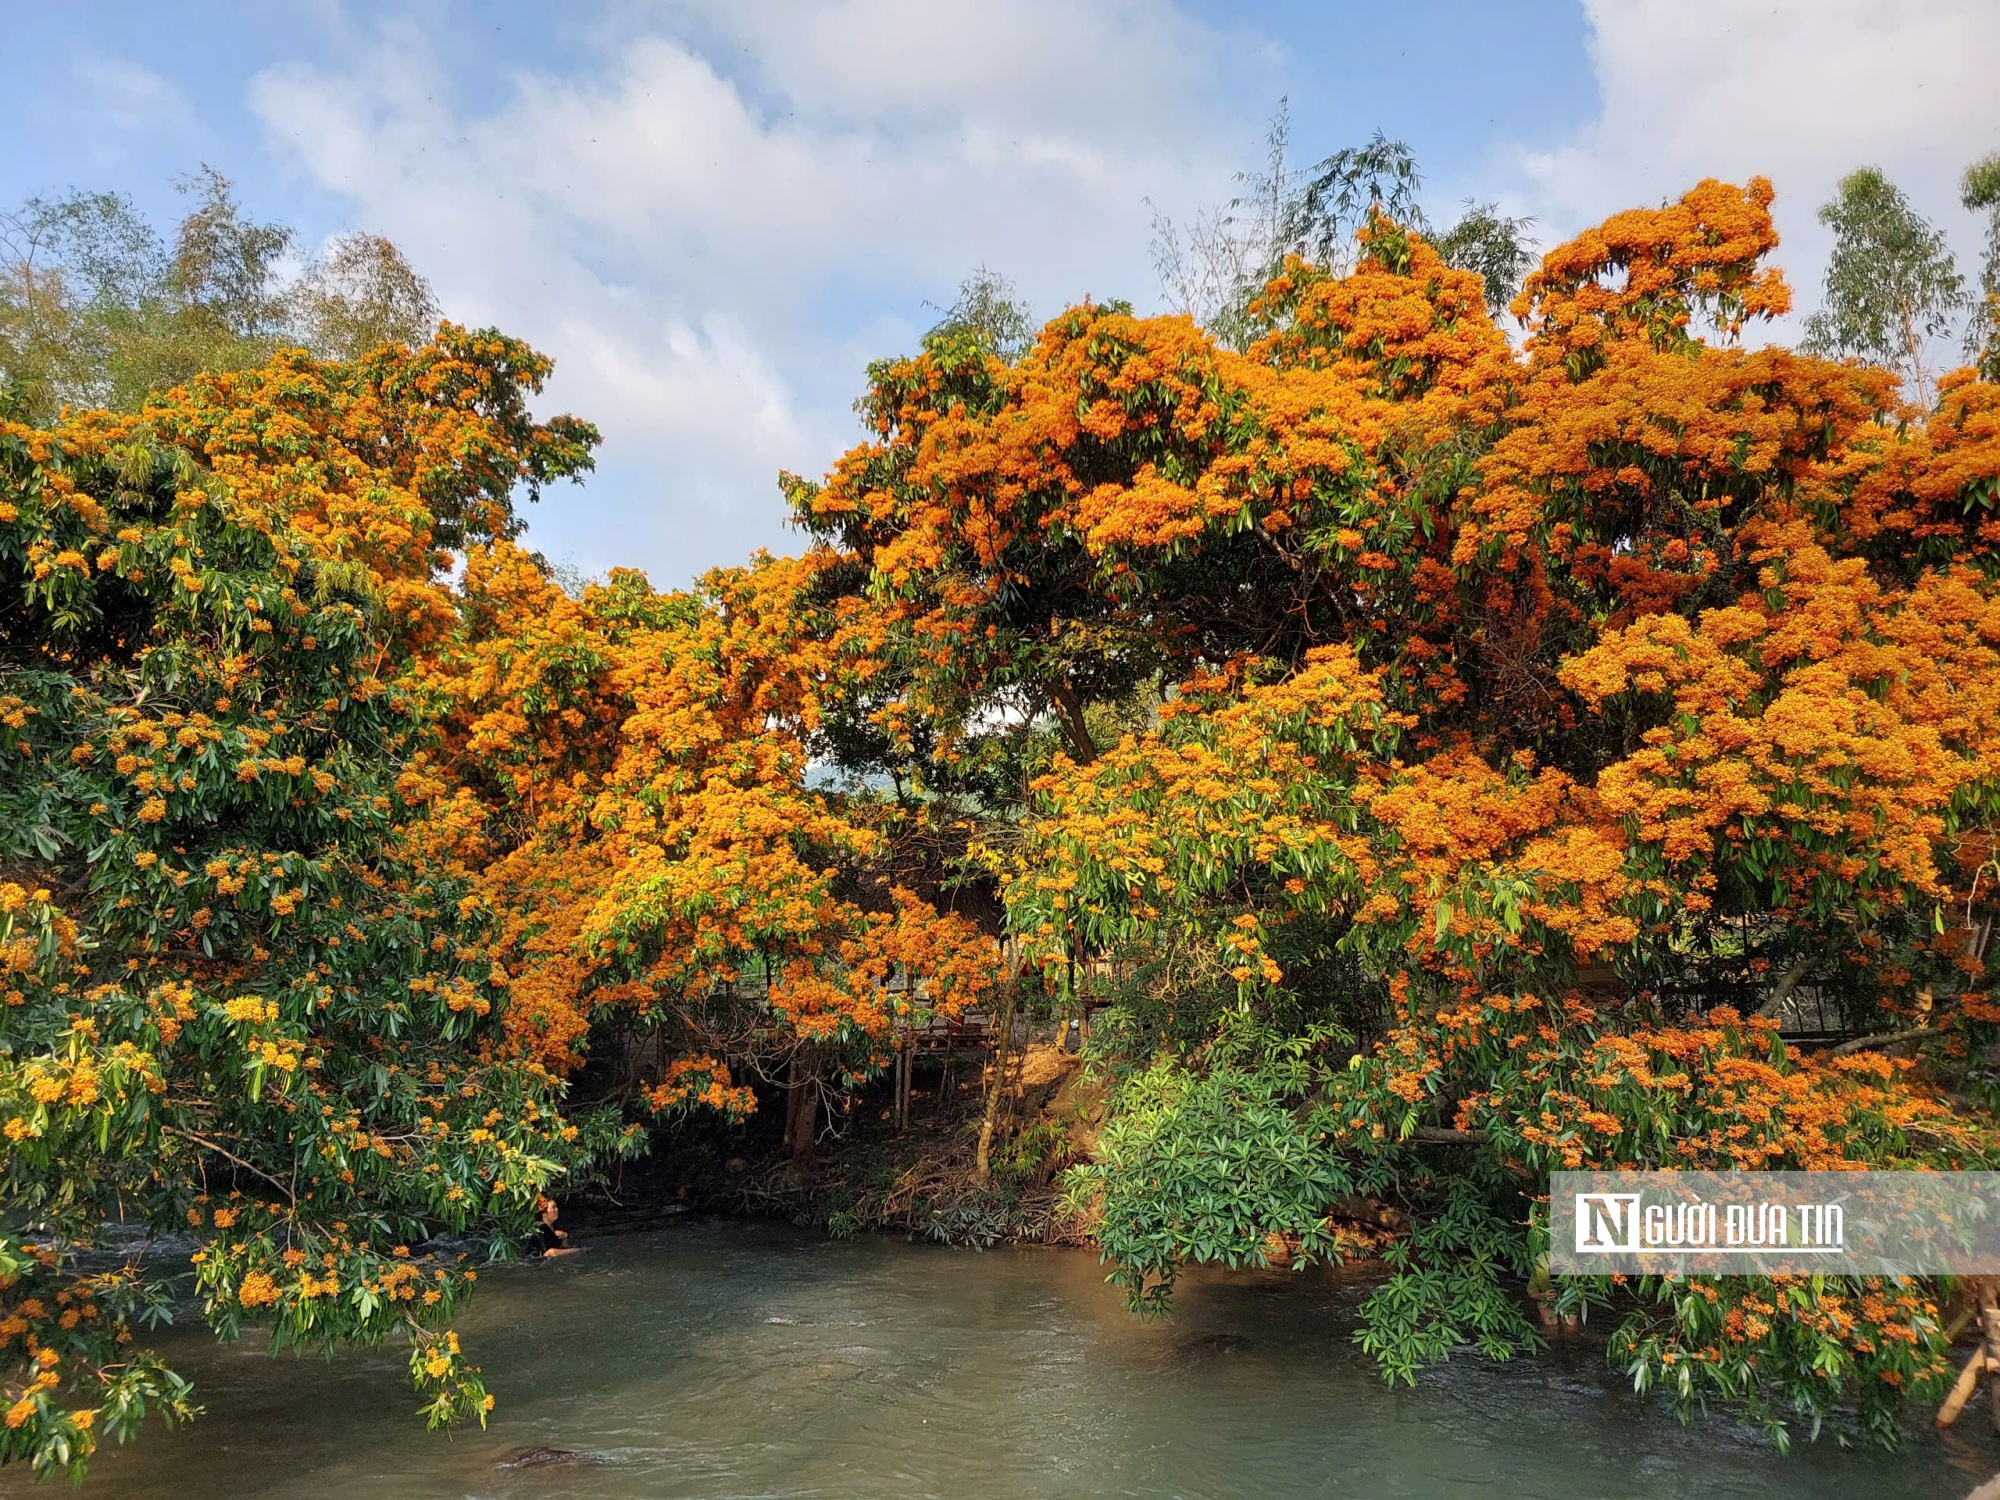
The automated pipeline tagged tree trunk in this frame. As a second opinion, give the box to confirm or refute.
[973,986,1019,1187]
[1047,676,1097,765]
[1940,1346,1987,1428]
[1944,1281,2000,1432]
[1752,953,1816,1020]
[785,1048,818,1162]
[894,1034,912,1133]
[1902,300,1932,408]
[1983,1284,2000,1433]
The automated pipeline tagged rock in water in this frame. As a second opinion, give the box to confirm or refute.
[498,1446,596,1469]
[1183,1333,1244,1354]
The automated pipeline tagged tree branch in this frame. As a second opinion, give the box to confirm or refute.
[1827,1026,1932,1059]
[165,1126,297,1205]
[1253,523,1303,573]
[1046,675,1098,765]
[1753,953,1817,1020]
[1410,1126,1487,1144]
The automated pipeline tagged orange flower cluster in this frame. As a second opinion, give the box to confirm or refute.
[426,547,999,1095]
[1513,177,1792,361]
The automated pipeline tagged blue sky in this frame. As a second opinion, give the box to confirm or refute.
[5,1,1996,588]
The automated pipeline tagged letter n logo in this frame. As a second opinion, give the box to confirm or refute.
[1576,1192,1640,1253]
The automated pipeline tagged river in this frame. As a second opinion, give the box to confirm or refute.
[13,1217,1994,1498]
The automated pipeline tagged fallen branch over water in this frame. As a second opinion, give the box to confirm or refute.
[1828,1027,1932,1059]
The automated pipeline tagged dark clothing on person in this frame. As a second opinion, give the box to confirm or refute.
[532,1220,568,1257]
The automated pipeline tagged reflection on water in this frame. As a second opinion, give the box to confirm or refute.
[9,1218,1994,1499]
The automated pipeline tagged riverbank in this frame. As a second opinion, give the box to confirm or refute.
[601,1041,1105,1249]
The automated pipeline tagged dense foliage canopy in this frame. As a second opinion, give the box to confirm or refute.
[0,327,621,1478]
[788,177,2000,1447]
[9,161,2000,1479]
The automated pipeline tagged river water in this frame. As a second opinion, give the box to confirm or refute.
[17,1217,1996,1499]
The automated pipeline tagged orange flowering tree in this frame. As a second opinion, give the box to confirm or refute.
[438,543,1001,1156]
[0,333,635,1480]
[0,304,1000,1480]
[795,180,2000,1446]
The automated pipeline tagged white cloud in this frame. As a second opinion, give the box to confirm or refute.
[647,0,1220,136]
[72,56,200,138]
[249,2,1248,585]
[241,0,2000,576]
[1505,0,2000,338]
[58,55,213,178]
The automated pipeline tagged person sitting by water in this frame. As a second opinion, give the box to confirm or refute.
[532,1195,580,1259]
